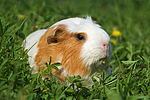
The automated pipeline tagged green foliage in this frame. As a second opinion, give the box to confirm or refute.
[0,0,150,99]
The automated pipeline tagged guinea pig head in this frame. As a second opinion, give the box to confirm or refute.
[35,17,111,82]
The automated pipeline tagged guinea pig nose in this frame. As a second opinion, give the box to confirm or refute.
[102,43,108,48]
[103,44,106,47]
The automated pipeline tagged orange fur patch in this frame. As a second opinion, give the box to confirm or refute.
[35,24,90,82]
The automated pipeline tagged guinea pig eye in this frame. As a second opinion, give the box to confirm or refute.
[76,34,85,41]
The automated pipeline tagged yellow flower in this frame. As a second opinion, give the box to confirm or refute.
[32,25,38,29]
[35,25,38,28]
[18,14,25,19]
[112,28,122,37]
[102,61,106,64]
[110,39,117,45]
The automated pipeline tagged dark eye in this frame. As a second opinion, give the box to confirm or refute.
[76,34,85,41]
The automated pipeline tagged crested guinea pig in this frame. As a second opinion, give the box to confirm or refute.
[23,16,112,86]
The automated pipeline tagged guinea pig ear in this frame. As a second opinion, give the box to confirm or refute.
[47,35,58,44]
[55,28,63,36]
[47,28,63,44]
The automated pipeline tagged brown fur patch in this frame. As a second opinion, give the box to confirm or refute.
[35,24,90,82]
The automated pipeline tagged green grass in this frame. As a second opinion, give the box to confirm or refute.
[0,0,150,99]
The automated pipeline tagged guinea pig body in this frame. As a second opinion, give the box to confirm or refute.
[23,16,112,86]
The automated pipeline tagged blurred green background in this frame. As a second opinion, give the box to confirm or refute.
[0,0,149,99]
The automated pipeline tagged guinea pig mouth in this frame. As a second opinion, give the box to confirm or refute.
[99,57,107,61]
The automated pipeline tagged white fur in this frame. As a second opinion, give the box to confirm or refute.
[23,29,47,73]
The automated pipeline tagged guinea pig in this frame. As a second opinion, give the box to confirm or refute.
[23,16,112,86]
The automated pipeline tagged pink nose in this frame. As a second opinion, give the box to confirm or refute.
[102,43,108,48]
